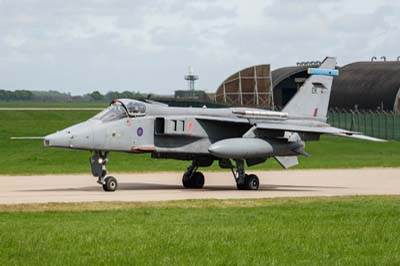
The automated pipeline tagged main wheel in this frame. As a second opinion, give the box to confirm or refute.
[236,174,259,190]
[191,172,205,189]
[182,174,191,188]
[103,176,118,192]
[245,174,259,190]
[182,172,205,189]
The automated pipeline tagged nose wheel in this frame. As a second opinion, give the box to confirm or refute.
[103,176,118,192]
[90,151,118,192]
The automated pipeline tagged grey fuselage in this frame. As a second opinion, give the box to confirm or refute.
[44,99,324,162]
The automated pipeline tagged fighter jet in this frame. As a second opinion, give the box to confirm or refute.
[44,57,383,192]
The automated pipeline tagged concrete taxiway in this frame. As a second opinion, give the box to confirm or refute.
[0,168,399,204]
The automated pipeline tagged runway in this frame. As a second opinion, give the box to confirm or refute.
[1,168,399,204]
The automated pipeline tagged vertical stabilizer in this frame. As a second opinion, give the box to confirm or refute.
[282,57,337,122]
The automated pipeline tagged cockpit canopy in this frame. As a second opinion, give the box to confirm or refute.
[91,99,146,122]
[125,100,146,116]
[92,101,127,122]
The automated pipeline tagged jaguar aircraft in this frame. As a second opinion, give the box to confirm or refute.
[44,57,383,191]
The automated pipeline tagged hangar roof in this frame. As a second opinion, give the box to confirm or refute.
[271,61,400,111]
[331,61,400,110]
[215,64,273,108]
[271,66,308,88]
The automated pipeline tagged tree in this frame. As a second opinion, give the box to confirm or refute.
[88,91,105,101]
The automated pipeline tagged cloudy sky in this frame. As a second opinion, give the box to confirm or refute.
[0,0,399,95]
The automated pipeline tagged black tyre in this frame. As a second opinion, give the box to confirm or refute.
[182,174,193,188]
[182,172,205,189]
[103,176,118,192]
[191,172,205,189]
[245,174,259,190]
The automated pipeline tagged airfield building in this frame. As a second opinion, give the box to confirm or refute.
[174,59,400,114]
[272,61,400,113]
[215,65,274,109]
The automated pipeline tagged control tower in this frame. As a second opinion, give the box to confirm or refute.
[184,66,199,91]
[175,66,209,101]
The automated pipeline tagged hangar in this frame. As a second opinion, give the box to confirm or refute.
[272,61,400,113]
[215,65,274,108]
[214,60,400,113]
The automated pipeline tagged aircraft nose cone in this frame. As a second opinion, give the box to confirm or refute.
[44,131,72,148]
[44,121,94,149]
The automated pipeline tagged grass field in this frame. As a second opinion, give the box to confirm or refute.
[1,109,399,175]
[0,196,399,265]
[0,102,107,108]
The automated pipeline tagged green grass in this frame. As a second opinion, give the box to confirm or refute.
[0,102,107,108]
[1,196,400,265]
[0,110,399,175]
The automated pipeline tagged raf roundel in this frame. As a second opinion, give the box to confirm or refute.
[137,127,144,137]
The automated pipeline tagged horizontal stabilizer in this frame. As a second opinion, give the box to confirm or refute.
[256,122,346,134]
[274,156,299,169]
[333,133,386,142]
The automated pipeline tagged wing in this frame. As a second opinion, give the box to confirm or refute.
[195,115,385,142]
[256,122,385,142]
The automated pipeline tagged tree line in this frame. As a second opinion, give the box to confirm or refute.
[0,90,149,102]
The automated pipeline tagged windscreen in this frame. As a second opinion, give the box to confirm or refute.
[92,102,128,122]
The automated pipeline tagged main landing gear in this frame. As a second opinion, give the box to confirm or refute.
[182,161,205,189]
[90,151,118,192]
[228,159,260,190]
[182,159,260,190]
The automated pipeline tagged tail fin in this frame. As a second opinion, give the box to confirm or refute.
[282,57,337,122]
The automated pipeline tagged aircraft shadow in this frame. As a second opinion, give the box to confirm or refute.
[205,184,345,192]
[18,183,345,192]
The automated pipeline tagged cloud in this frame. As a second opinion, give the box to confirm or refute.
[0,0,399,94]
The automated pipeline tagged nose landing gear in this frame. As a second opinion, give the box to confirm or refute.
[90,151,118,192]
